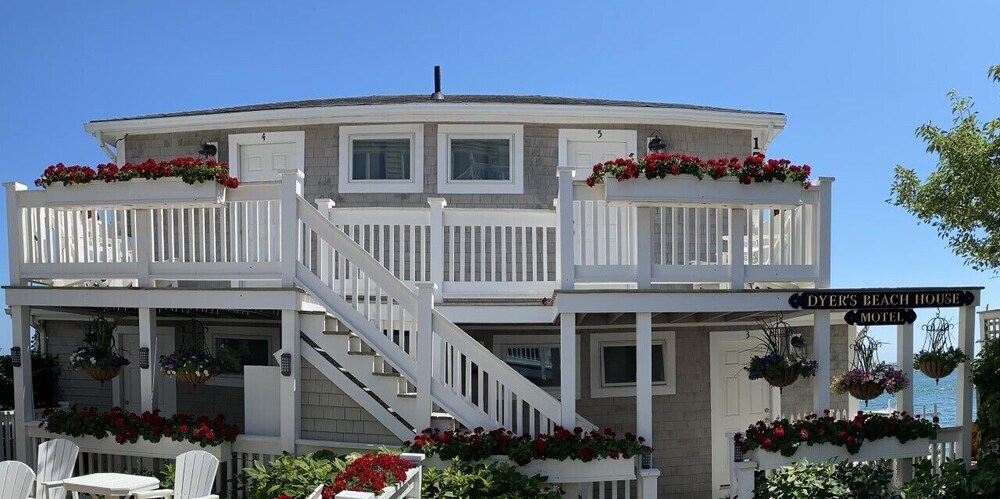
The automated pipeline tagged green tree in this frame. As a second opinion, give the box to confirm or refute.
[889,65,1000,271]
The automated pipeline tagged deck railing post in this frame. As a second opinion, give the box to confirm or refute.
[315,199,336,284]
[279,170,304,287]
[636,208,653,289]
[415,283,436,432]
[729,208,746,289]
[4,182,27,285]
[556,168,576,290]
[135,209,153,286]
[816,177,834,288]
[428,198,447,303]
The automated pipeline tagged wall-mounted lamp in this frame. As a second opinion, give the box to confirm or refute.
[647,131,667,153]
[198,140,218,159]
[10,347,21,367]
[138,347,150,369]
[280,353,292,376]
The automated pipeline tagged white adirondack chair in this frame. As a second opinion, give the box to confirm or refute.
[0,461,37,499]
[34,438,79,499]
[134,450,219,499]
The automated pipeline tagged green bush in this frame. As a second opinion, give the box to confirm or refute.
[753,459,898,499]
[423,460,563,499]
[901,459,1000,498]
[239,451,344,499]
[0,351,61,409]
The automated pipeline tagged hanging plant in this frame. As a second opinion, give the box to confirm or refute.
[913,311,968,384]
[744,316,818,390]
[831,329,909,404]
[69,314,129,385]
[158,318,223,388]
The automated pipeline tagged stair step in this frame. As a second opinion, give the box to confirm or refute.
[371,370,401,377]
[397,392,417,398]
[323,329,351,335]
[348,350,378,356]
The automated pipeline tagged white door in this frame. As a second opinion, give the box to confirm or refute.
[238,142,297,183]
[560,130,637,267]
[119,329,177,415]
[710,332,775,498]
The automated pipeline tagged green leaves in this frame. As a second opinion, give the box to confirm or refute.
[889,64,1000,272]
[423,461,563,499]
[754,459,897,499]
[239,451,345,499]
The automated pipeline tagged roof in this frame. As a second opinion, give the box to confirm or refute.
[90,94,785,123]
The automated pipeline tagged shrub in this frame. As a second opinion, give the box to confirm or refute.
[900,458,1000,498]
[240,451,344,499]
[423,460,563,499]
[753,459,898,499]
[972,337,1000,466]
[0,350,61,409]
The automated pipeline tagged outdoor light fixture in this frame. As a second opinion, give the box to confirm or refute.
[10,347,21,367]
[647,131,666,153]
[198,140,218,159]
[280,353,292,376]
[138,347,150,369]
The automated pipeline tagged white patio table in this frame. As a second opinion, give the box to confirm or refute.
[63,473,160,499]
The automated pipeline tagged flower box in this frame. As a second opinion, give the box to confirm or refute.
[603,175,804,207]
[39,432,231,462]
[423,455,635,483]
[306,468,421,499]
[45,177,226,210]
[748,438,931,469]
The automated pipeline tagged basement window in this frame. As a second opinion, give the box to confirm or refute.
[590,331,676,398]
[339,124,424,193]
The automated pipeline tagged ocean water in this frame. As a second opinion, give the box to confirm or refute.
[864,370,977,427]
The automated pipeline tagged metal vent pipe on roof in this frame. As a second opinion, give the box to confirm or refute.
[431,66,444,100]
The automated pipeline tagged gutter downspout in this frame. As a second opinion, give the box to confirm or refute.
[92,131,117,162]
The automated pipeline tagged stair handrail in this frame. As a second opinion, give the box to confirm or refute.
[296,197,569,432]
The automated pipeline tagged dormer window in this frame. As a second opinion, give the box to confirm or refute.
[338,124,424,193]
[437,124,523,194]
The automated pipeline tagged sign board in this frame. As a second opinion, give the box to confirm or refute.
[844,309,917,326]
[788,290,975,310]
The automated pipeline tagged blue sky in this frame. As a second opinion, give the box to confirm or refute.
[1,1,999,360]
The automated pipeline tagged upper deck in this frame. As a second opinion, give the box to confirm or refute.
[4,169,832,302]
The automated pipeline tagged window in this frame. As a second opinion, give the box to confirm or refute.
[437,124,523,194]
[492,335,580,398]
[590,331,676,398]
[215,337,271,374]
[339,124,424,193]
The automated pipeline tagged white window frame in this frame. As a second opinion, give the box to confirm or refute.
[205,326,279,387]
[492,334,580,399]
[437,124,523,194]
[228,131,306,181]
[339,124,424,193]
[590,331,676,398]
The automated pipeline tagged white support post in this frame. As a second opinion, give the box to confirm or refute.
[729,208,746,290]
[279,170,305,287]
[635,208,653,289]
[11,305,33,461]
[138,307,158,412]
[4,182,26,286]
[896,322,914,481]
[816,177,834,288]
[635,312,659,498]
[135,209,153,287]
[316,199,335,283]
[958,304,976,466]
[559,313,576,427]
[556,168,576,290]
[279,310,300,453]
[415,283,436,431]
[428,198,447,303]
[814,311,831,413]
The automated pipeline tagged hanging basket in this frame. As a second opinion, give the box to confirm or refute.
[764,365,801,388]
[918,359,955,382]
[176,371,213,387]
[84,365,122,384]
[848,381,885,401]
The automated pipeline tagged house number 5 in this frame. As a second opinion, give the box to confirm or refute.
[597,130,602,138]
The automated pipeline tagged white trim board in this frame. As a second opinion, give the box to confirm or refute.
[85,103,787,142]
[228,131,305,180]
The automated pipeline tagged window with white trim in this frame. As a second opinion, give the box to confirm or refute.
[339,124,424,193]
[437,124,523,194]
[590,331,676,398]
[492,335,580,399]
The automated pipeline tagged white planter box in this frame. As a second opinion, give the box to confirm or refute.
[307,466,422,499]
[603,175,804,207]
[57,434,231,463]
[423,455,635,483]
[749,438,931,469]
[45,178,226,209]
